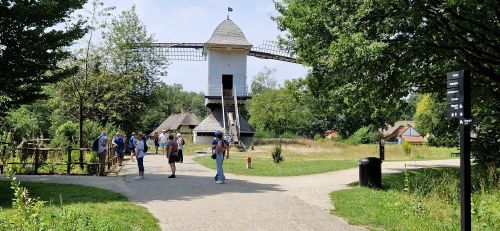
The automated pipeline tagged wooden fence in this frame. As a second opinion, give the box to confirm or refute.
[0,142,121,175]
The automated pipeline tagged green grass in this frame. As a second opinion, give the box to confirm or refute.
[330,167,500,230]
[190,138,456,176]
[0,180,160,231]
[194,156,358,176]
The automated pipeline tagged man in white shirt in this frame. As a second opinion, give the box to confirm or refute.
[97,132,108,176]
[134,133,146,180]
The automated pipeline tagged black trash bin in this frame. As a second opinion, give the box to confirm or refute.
[359,157,382,189]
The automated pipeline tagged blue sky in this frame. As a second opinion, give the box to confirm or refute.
[83,0,308,93]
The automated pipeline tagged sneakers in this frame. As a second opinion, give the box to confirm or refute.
[215,181,224,184]
[133,176,143,180]
[168,175,176,178]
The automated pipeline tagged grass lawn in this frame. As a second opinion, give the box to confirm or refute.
[330,167,500,230]
[194,156,358,176]
[192,138,457,176]
[0,180,160,231]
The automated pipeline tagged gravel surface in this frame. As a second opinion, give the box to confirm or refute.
[2,155,459,231]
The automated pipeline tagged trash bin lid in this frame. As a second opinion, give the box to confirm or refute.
[359,157,382,165]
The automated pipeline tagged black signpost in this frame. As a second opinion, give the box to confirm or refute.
[446,70,471,231]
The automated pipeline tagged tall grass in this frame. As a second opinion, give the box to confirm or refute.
[331,166,500,230]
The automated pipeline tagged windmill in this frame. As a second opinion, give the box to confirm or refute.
[135,16,298,147]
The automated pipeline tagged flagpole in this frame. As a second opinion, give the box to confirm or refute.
[227,7,233,19]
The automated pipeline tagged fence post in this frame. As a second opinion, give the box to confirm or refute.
[34,147,39,174]
[67,146,72,174]
[1,145,6,174]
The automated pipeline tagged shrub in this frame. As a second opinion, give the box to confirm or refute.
[271,142,283,163]
[347,125,381,144]
[402,140,412,155]
[313,133,323,140]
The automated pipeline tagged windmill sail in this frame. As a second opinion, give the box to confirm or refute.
[134,40,297,63]
[249,40,297,63]
[133,43,206,61]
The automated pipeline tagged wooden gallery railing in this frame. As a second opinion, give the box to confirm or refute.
[0,142,121,175]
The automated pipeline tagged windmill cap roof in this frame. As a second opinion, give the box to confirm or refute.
[206,19,252,48]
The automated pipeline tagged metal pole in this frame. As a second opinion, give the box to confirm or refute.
[460,70,471,231]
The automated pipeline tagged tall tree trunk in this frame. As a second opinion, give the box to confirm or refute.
[79,98,84,169]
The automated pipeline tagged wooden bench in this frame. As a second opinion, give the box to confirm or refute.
[451,152,460,157]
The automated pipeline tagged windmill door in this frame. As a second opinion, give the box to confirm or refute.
[222,74,233,97]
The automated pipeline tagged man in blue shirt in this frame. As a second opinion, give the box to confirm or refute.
[129,132,136,162]
[112,132,125,166]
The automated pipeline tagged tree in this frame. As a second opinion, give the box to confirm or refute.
[5,107,40,141]
[248,87,314,136]
[414,94,458,147]
[139,83,208,133]
[275,0,500,166]
[0,0,87,114]
[250,66,277,94]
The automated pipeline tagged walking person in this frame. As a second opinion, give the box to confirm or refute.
[214,131,228,184]
[97,132,108,176]
[176,133,185,163]
[134,133,146,180]
[129,132,136,162]
[153,132,160,154]
[112,132,125,166]
[166,134,178,178]
[159,130,168,157]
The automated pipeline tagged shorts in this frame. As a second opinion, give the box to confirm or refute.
[168,155,177,163]
[137,157,144,172]
[160,143,167,148]
[115,150,124,158]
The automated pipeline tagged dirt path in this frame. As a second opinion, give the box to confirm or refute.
[2,155,459,231]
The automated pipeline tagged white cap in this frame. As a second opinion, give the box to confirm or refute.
[177,133,181,137]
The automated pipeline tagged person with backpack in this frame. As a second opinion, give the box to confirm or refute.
[96,132,108,176]
[176,133,185,163]
[166,134,178,178]
[214,131,228,184]
[112,132,125,166]
[129,132,136,162]
[134,133,146,180]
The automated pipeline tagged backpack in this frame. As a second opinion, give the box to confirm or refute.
[92,135,102,152]
[170,141,178,155]
[215,139,227,153]
[143,140,148,153]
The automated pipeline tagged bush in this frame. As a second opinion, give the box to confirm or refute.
[271,142,283,163]
[402,140,412,156]
[51,121,78,147]
[255,129,274,138]
[313,133,323,140]
[0,173,115,230]
[347,125,381,144]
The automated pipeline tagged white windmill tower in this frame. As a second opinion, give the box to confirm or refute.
[137,14,297,148]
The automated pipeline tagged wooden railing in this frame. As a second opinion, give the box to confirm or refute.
[0,142,121,175]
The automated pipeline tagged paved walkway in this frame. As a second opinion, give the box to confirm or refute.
[2,155,459,231]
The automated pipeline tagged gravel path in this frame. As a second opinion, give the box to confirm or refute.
[2,155,459,231]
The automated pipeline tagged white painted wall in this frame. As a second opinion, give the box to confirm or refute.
[206,49,248,97]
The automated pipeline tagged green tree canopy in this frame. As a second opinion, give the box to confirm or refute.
[0,0,87,114]
[250,66,277,95]
[248,86,314,136]
[275,0,500,166]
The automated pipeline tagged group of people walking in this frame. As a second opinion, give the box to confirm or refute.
[95,130,228,184]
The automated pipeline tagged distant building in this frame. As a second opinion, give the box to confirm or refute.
[381,121,426,144]
[150,111,200,141]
